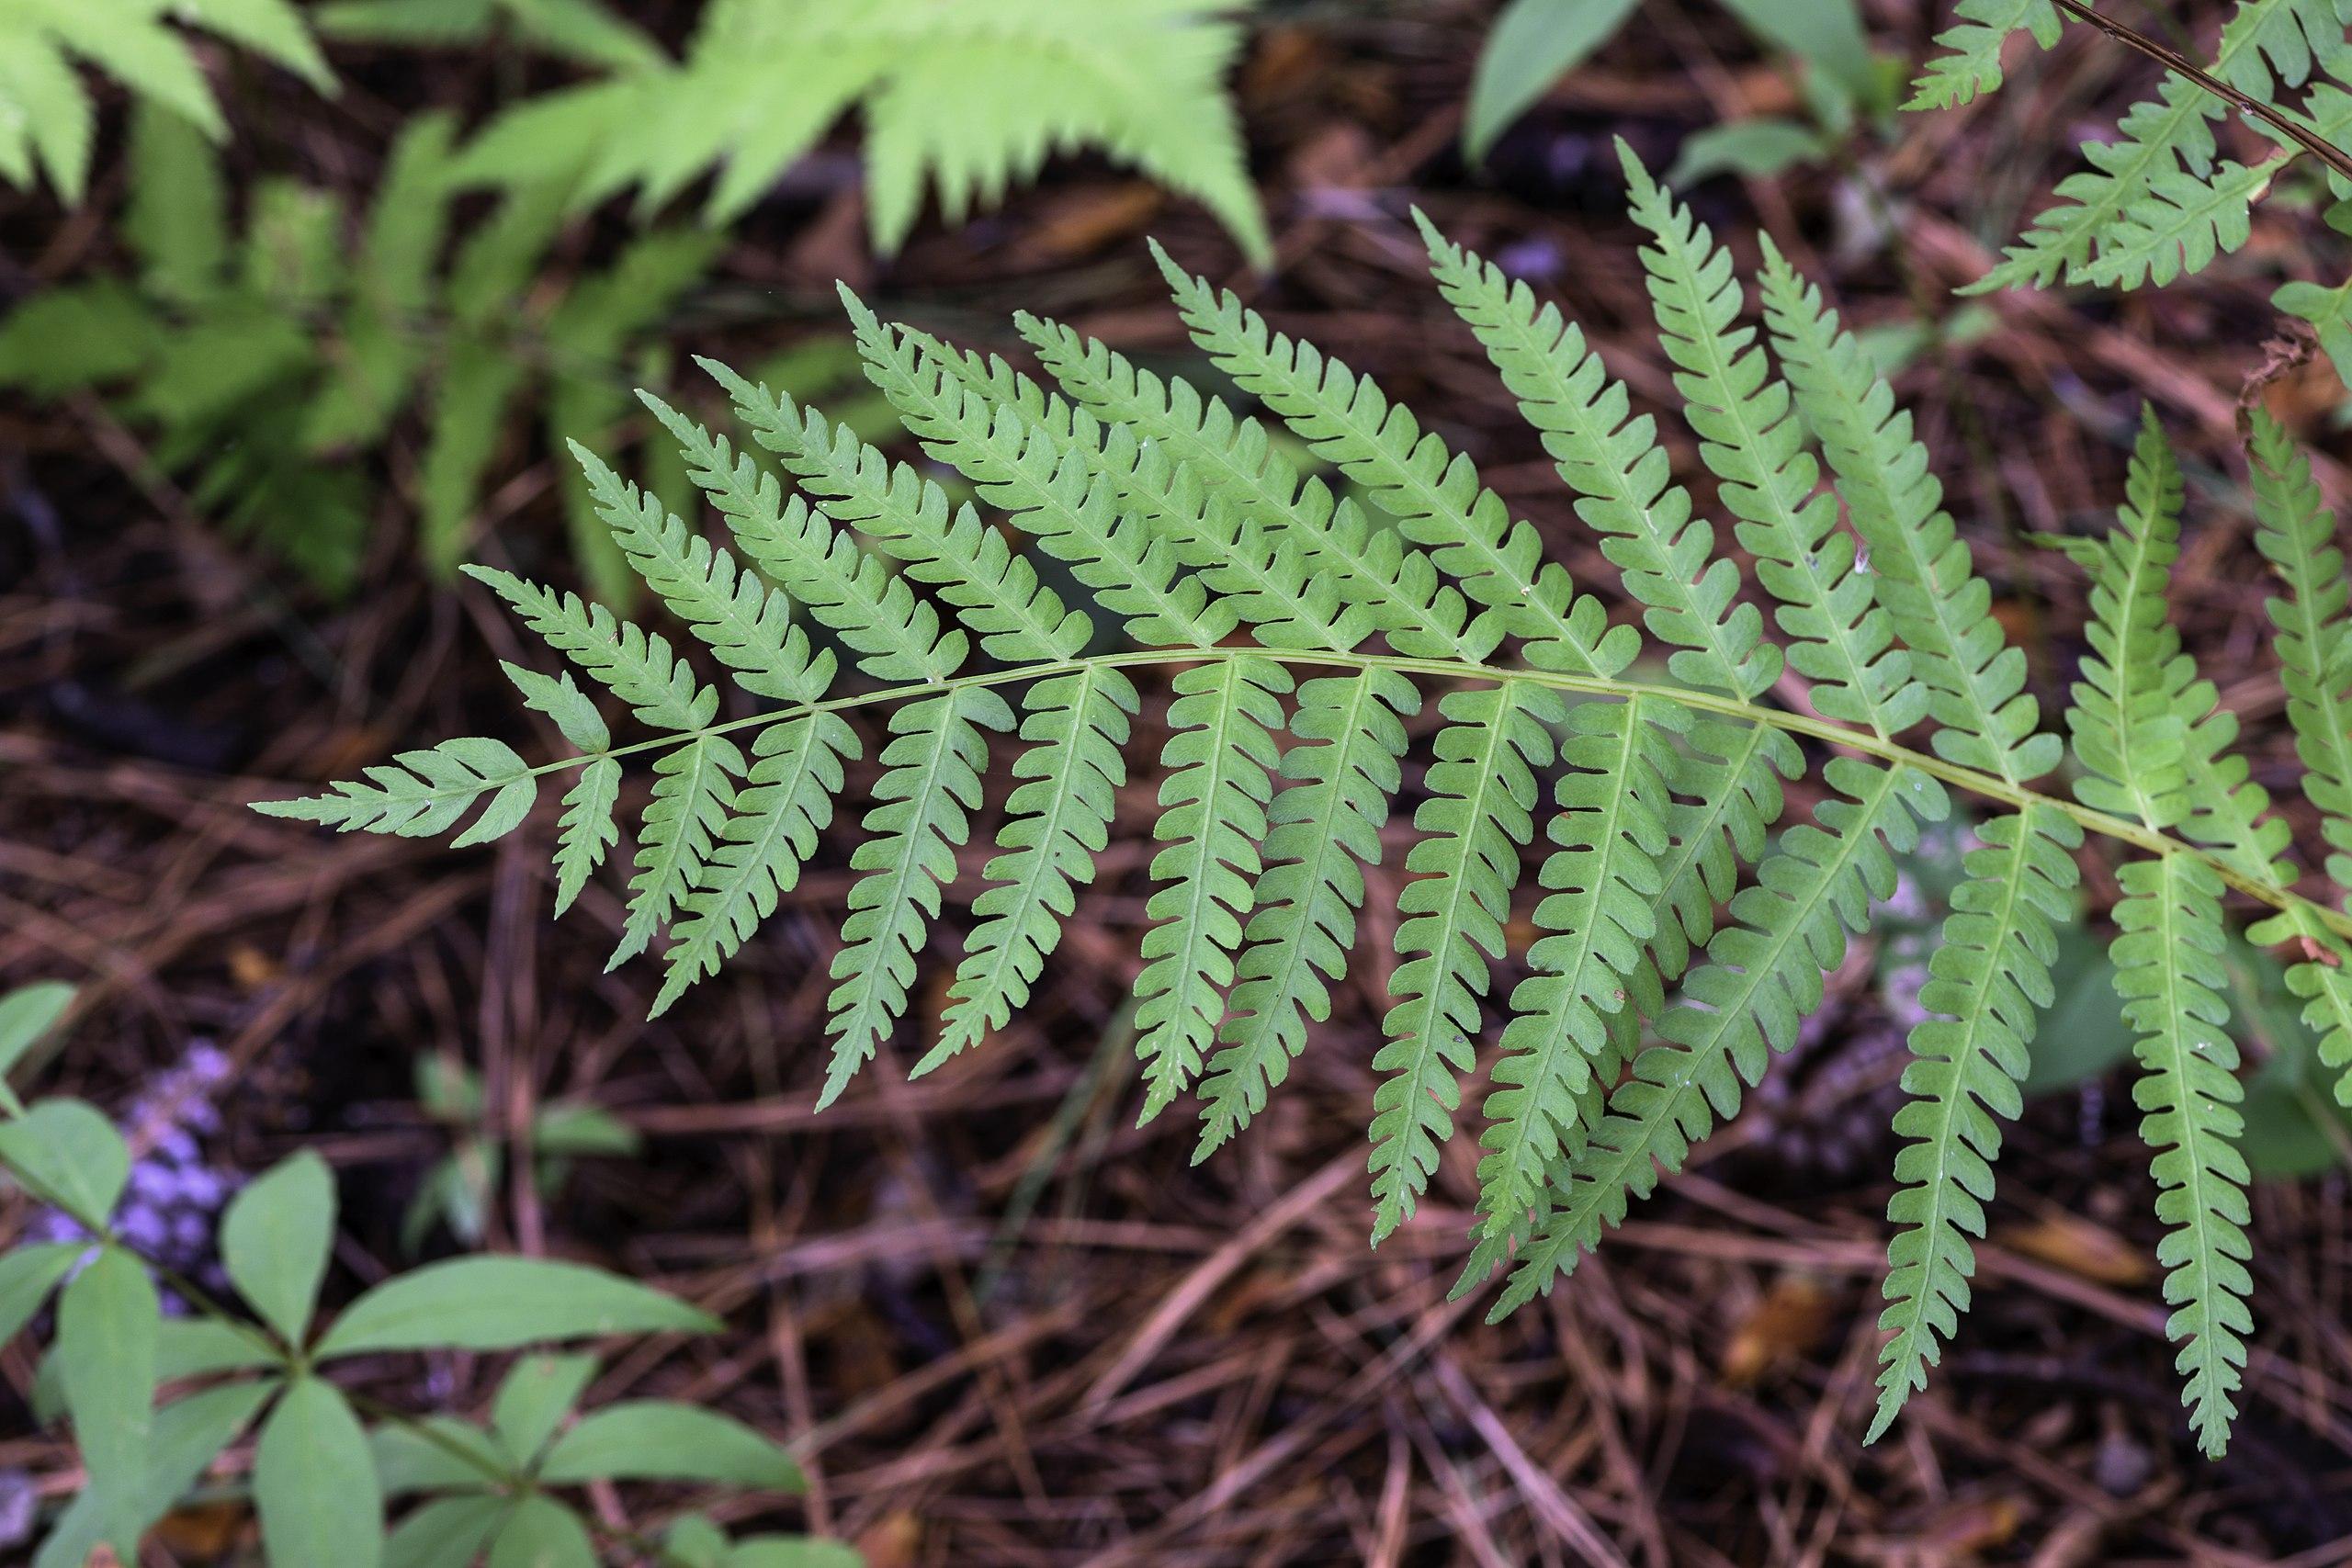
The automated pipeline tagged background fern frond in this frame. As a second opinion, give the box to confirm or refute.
[1371,683,1564,1244]
[446,0,1269,261]
[927,668,1136,1072]
[1153,243,1638,679]
[0,0,334,201]
[1198,668,1418,1158]
[1623,146,1923,740]
[1416,213,1780,702]
[823,689,1012,1108]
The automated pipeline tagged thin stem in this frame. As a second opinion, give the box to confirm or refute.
[512,647,2352,942]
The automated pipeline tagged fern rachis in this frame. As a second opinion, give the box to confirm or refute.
[263,143,2352,1459]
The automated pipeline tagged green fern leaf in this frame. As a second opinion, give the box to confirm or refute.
[1758,241,2059,784]
[699,346,1091,664]
[613,733,743,968]
[926,668,1136,1072]
[1017,312,1497,661]
[1198,668,1419,1157]
[857,319,1233,650]
[253,737,534,841]
[1417,211,1780,701]
[1907,0,2064,110]
[1475,695,1680,1242]
[569,438,832,703]
[2250,410,2352,897]
[1371,683,1564,1244]
[1496,757,1950,1313]
[552,758,621,917]
[1623,146,1924,739]
[461,566,718,733]
[1973,0,2338,291]
[1867,803,2082,1439]
[2075,159,2277,290]
[1153,242,1637,678]
[651,713,856,1016]
[649,396,966,683]
[824,688,1012,1107]
[1135,657,1294,1119]
[2113,854,2253,1458]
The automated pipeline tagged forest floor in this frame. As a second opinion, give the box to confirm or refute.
[6,2,2352,1563]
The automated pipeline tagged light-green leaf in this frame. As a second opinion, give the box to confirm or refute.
[1464,0,1642,164]
[221,1150,336,1347]
[317,1257,718,1359]
[490,1495,598,1568]
[0,979,73,1109]
[539,1400,803,1490]
[59,1248,161,1559]
[256,1377,385,1568]
[0,1099,129,1225]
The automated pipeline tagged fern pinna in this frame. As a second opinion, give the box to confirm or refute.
[261,141,2352,1458]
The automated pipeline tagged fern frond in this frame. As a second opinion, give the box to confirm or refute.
[1019,314,1497,663]
[2249,410,2352,897]
[1973,0,2338,291]
[1621,147,1924,739]
[1757,241,2060,784]
[552,759,621,917]
[2113,854,2252,1458]
[855,319,1233,650]
[1371,683,1565,1244]
[1197,668,1418,1157]
[1868,803,2082,1439]
[614,734,743,967]
[2075,159,2277,290]
[1475,695,1680,1243]
[461,567,718,733]
[926,667,1136,1071]
[1153,243,1637,679]
[901,322,1379,655]
[1415,213,1781,702]
[0,0,334,201]
[447,0,1268,261]
[2049,413,2194,829]
[695,349,1091,665]
[568,439,832,704]
[1907,0,2064,110]
[823,688,1012,1107]
[652,713,858,1017]
[644,394,966,683]
[253,738,533,841]
[1135,657,1294,1119]
[1495,758,1949,1313]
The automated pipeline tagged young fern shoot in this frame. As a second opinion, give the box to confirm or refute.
[261,141,2352,1459]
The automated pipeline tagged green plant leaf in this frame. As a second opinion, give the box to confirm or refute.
[372,1415,509,1495]
[0,1243,80,1344]
[0,980,73,1109]
[0,1100,129,1225]
[33,1380,277,1568]
[386,1495,513,1568]
[59,1248,161,1559]
[490,1495,597,1568]
[257,1377,384,1568]
[539,1400,802,1489]
[1463,0,1642,164]
[1665,118,1828,187]
[221,1150,335,1347]
[317,1257,717,1358]
[491,1352,599,1462]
